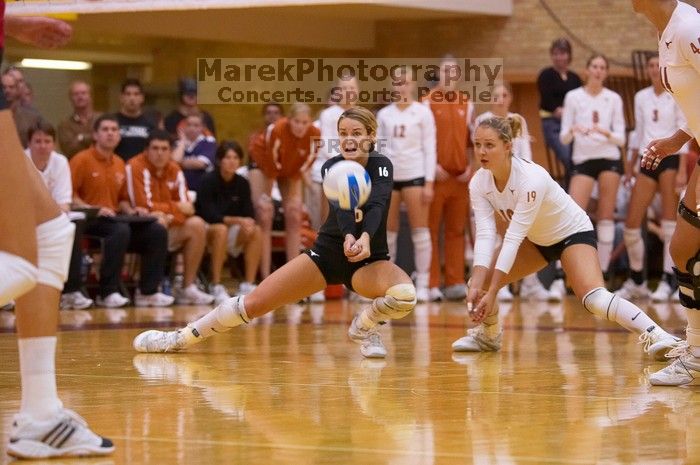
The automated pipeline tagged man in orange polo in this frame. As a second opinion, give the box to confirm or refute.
[422,57,473,301]
[70,115,173,308]
[126,129,214,305]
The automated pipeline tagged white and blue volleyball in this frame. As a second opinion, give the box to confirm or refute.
[322,160,372,210]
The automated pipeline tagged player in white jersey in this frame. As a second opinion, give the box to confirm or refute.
[632,0,700,386]
[620,53,688,302]
[560,55,626,279]
[451,116,681,359]
[377,71,436,302]
[473,83,561,302]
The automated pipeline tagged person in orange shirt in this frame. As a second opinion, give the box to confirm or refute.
[70,115,173,308]
[260,103,320,266]
[422,57,473,301]
[126,129,215,306]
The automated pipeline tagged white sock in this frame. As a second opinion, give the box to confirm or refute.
[686,311,700,358]
[661,220,676,275]
[614,296,661,334]
[190,296,250,340]
[18,337,62,420]
[597,220,615,273]
[623,227,644,273]
[0,252,38,307]
[411,228,431,286]
[387,231,398,262]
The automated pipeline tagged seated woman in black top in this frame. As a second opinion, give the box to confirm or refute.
[195,140,262,304]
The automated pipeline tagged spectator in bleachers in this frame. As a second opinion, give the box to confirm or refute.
[126,129,215,305]
[57,80,101,158]
[164,77,216,137]
[114,78,157,161]
[247,103,283,282]
[196,141,262,301]
[422,56,472,301]
[1,69,40,147]
[25,120,94,310]
[4,66,33,108]
[560,54,626,282]
[537,38,582,188]
[172,112,216,192]
[70,115,173,308]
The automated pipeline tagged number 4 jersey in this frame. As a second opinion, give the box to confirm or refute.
[658,1,700,140]
[470,157,593,274]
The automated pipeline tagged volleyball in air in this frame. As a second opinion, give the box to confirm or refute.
[322,160,372,210]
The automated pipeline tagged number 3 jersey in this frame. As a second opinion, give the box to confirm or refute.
[659,1,700,140]
[470,157,593,274]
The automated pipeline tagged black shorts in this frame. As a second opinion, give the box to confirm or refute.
[535,230,598,263]
[304,237,389,292]
[392,177,425,191]
[571,159,623,179]
[640,154,679,181]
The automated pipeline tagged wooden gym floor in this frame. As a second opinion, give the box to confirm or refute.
[0,297,698,464]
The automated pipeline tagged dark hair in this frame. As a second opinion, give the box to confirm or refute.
[121,78,143,94]
[263,103,283,115]
[215,140,245,164]
[550,38,572,56]
[586,54,609,69]
[146,129,173,147]
[93,114,119,131]
[27,119,56,142]
[646,52,659,64]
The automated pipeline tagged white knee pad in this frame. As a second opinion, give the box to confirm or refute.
[373,283,416,320]
[661,220,676,243]
[0,252,38,305]
[597,220,615,243]
[582,287,619,321]
[36,215,75,291]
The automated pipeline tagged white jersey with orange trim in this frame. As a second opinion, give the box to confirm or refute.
[631,86,689,152]
[376,102,437,182]
[560,87,626,164]
[658,1,700,140]
[473,111,533,161]
[311,105,345,183]
[470,157,593,274]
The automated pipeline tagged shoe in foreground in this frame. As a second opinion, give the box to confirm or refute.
[638,326,684,361]
[452,325,502,352]
[648,345,700,386]
[348,314,387,358]
[7,408,114,459]
[133,328,191,353]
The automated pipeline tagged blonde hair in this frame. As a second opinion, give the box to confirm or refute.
[477,116,522,145]
[288,102,312,119]
[337,107,377,136]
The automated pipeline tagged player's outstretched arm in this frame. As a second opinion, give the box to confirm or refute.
[5,15,72,48]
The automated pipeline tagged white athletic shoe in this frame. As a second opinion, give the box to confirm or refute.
[648,345,700,386]
[95,292,129,308]
[360,332,387,358]
[309,290,326,303]
[497,286,513,302]
[617,279,650,301]
[175,284,215,305]
[238,282,257,295]
[135,291,175,308]
[133,327,192,353]
[209,284,232,305]
[60,291,94,310]
[638,326,684,361]
[415,287,430,303]
[651,281,675,302]
[443,284,467,301]
[548,279,566,301]
[519,280,551,301]
[671,289,680,302]
[428,287,444,302]
[452,325,502,352]
[7,409,114,459]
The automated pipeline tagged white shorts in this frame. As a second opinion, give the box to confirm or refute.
[227,225,243,257]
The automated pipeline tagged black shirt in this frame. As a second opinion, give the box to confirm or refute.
[318,153,393,254]
[195,170,254,224]
[164,110,216,137]
[114,112,157,161]
[537,67,582,114]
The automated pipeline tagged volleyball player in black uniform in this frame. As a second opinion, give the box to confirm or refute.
[134,107,416,358]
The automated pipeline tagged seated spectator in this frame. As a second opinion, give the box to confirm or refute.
[70,115,173,308]
[196,141,262,302]
[126,130,215,305]
[172,113,216,191]
[2,69,41,147]
[25,120,93,310]
[57,80,102,158]
[114,78,157,161]
[164,78,216,137]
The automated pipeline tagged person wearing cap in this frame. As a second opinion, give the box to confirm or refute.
[164,78,216,138]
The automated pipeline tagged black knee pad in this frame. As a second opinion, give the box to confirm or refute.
[674,262,700,310]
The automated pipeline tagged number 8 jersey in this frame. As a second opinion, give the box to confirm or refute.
[470,157,593,274]
[658,1,700,140]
